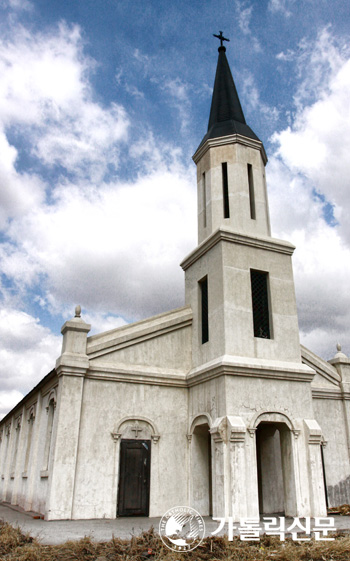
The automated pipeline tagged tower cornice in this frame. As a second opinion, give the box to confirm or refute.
[180,227,295,271]
[192,133,268,165]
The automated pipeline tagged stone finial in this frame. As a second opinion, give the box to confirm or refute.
[58,305,91,363]
[334,343,347,359]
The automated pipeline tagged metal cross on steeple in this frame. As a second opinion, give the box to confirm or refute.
[213,31,230,47]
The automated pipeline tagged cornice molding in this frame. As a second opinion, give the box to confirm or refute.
[87,364,188,388]
[187,357,315,387]
[181,228,295,271]
[311,388,343,400]
[192,134,268,165]
[82,356,315,388]
[55,353,89,377]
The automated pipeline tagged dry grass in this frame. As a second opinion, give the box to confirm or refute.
[1,521,350,561]
[328,504,350,516]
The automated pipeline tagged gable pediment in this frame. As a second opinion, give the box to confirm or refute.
[86,307,192,375]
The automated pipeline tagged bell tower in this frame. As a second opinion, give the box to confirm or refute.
[184,36,326,522]
[195,42,271,244]
[181,38,302,370]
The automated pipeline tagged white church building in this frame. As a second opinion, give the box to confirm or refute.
[1,40,350,521]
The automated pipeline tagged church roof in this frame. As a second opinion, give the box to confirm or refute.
[197,45,260,150]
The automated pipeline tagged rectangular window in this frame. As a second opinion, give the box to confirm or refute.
[222,162,230,218]
[250,270,271,339]
[199,276,209,344]
[202,172,207,228]
[248,164,256,220]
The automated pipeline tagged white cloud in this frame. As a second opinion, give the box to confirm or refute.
[234,0,261,51]
[35,101,128,181]
[238,5,253,35]
[242,73,279,121]
[0,22,129,194]
[0,131,45,229]
[0,390,24,420]
[295,28,348,109]
[162,78,192,133]
[272,32,350,244]
[0,24,86,125]
[0,0,32,11]
[268,0,295,17]
[83,312,127,335]
[2,163,196,321]
[276,49,296,62]
[0,20,197,419]
[269,28,350,359]
[0,309,61,403]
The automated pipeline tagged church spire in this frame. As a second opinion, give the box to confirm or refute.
[198,34,259,149]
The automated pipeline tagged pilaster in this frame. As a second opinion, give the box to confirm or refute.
[303,419,327,516]
[210,416,251,520]
[329,345,350,462]
[210,417,229,518]
[46,306,90,520]
[227,416,249,520]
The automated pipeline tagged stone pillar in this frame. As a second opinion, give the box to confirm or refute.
[1,421,13,502]
[287,427,310,517]
[329,345,350,463]
[303,419,327,516]
[227,416,248,520]
[210,417,229,519]
[280,427,297,516]
[11,408,25,507]
[245,428,260,519]
[24,399,41,512]
[45,306,91,520]
[210,416,250,520]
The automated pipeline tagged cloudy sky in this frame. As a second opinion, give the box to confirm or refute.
[0,0,349,418]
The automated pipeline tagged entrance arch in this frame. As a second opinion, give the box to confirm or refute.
[254,413,297,516]
[189,415,212,516]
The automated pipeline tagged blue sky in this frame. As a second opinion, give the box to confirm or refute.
[1,0,350,417]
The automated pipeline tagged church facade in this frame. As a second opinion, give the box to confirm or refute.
[1,43,350,521]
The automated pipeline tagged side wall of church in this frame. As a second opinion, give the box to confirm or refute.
[0,374,59,516]
[312,396,350,506]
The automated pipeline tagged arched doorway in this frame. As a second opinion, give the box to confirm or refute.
[256,420,297,516]
[191,421,212,516]
[117,439,151,516]
[113,417,160,517]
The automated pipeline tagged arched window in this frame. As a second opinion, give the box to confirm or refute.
[24,406,36,473]
[11,416,22,477]
[42,392,56,471]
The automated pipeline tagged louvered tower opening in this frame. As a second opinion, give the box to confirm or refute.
[222,162,230,218]
[199,276,209,344]
[250,270,271,339]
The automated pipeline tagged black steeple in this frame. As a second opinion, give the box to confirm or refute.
[197,38,260,149]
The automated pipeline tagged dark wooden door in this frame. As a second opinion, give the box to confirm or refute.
[117,439,151,516]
